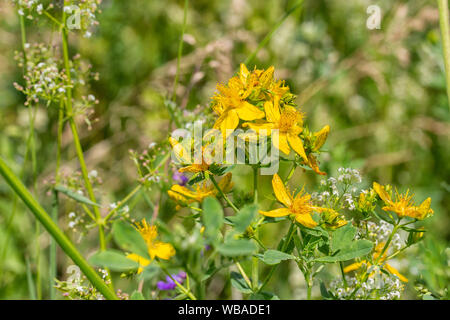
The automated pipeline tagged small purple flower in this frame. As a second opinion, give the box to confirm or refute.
[157,271,187,291]
[172,171,188,186]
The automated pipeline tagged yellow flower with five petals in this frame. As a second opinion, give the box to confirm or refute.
[259,174,329,228]
[126,219,175,274]
[372,182,433,220]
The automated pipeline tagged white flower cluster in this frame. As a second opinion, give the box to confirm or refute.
[56,266,107,300]
[330,271,404,300]
[67,211,85,232]
[14,44,68,105]
[359,220,403,249]
[312,167,362,211]
[12,0,45,18]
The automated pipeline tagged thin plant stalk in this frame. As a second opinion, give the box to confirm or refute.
[60,4,107,253]
[437,0,450,106]
[0,157,118,300]
[259,222,296,292]
[209,175,239,212]
[49,100,65,299]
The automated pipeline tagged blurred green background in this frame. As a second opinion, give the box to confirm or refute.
[0,0,448,299]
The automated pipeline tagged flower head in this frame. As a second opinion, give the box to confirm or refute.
[344,242,408,282]
[373,182,433,220]
[259,174,331,228]
[126,219,175,273]
[168,173,233,207]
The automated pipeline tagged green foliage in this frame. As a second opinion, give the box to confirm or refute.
[89,250,139,272]
[112,220,149,259]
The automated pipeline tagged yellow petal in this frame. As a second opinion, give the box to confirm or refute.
[151,242,176,260]
[307,154,326,176]
[273,132,290,155]
[169,137,191,164]
[295,213,318,228]
[239,63,250,84]
[313,125,330,151]
[416,197,433,220]
[373,182,392,204]
[260,66,274,87]
[167,189,188,203]
[343,261,366,273]
[170,185,199,200]
[216,109,240,137]
[264,100,280,123]
[287,133,308,163]
[384,264,408,282]
[272,173,293,207]
[235,101,265,121]
[242,121,275,134]
[126,253,151,274]
[217,172,233,193]
[259,207,291,217]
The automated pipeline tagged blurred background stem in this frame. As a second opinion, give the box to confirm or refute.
[437,0,450,107]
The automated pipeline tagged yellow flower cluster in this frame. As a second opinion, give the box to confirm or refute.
[211,64,330,175]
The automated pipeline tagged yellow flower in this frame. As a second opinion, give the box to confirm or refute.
[244,100,308,161]
[212,64,268,137]
[168,173,233,206]
[126,219,175,274]
[344,242,408,282]
[373,182,433,220]
[259,174,328,228]
[321,208,348,229]
[169,137,210,173]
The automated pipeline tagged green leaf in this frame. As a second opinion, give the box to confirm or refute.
[227,204,258,233]
[249,292,280,300]
[315,239,373,263]
[112,221,149,259]
[330,223,356,252]
[217,239,256,256]
[130,291,145,300]
[89,250,139,271]
[202,197,224,244]
[55,185,100,207]
[258,249,296,265]
[230,271,252,294]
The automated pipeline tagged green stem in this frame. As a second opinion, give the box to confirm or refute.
[172,0,189,102]
[0,157,118,300]
[60,10,107,253]
[49,101,64,299]
[437,0,450,107]
[339,262,348,288]
[209,175,239,212]
[104,184,142,222]
[251,166,259,290]
[258,222,296,292]
[159,263,197,300]
[235,260,253,291]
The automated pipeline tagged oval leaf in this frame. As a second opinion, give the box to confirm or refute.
[89,249,139,271]
[113,220,149,259]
